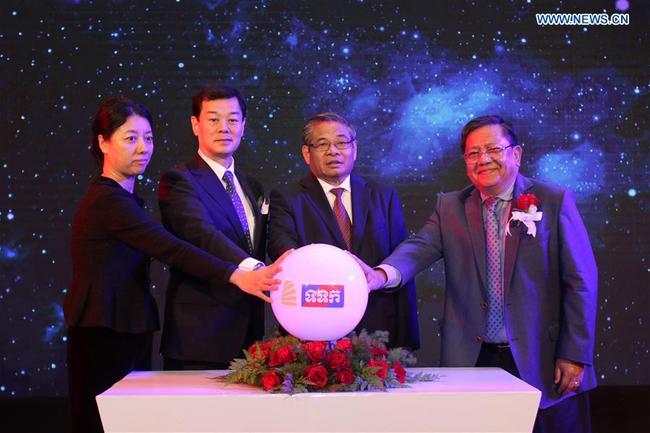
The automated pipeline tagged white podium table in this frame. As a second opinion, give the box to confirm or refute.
[97,368,540,433]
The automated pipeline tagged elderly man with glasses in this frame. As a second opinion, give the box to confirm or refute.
[360,115,597,433]
[268,112,420,350]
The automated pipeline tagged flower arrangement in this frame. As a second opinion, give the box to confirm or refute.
[507,193,543,237]
[515,193,540,213]
[222,330,436,393]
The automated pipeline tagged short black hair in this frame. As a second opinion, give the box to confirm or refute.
[192,84,246,119]
[460,115,518,153]
[91,96,153,166]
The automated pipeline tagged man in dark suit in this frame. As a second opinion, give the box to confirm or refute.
[363,115,597,433]
[158,85,269,370]
[268,112,419,349]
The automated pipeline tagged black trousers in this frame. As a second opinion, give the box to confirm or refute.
[67,326,152,433]
[163,306,263,371]
[476,343,592,433]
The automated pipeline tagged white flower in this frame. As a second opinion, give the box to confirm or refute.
[506,207,543,237]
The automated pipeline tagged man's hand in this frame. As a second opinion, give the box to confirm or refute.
[554,358,585,395]
[347,252,388,292]
[229,250,292,303]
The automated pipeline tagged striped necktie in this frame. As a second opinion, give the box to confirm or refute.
[330,187,352,250]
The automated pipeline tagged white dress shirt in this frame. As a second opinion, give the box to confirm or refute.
[315,175,353,223]
[198,150,262,271]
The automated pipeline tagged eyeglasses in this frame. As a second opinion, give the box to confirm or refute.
[464,144,514,162]
[307,138,355,152]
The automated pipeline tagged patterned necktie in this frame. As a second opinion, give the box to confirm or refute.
[485,197,504,341]
[222,171,254,254]
[330,187,352,250]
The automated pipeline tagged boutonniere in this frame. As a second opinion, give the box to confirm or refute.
[506,193,543,237]
[258,196,270,215]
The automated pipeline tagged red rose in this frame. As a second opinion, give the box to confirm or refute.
[247,342,261,359]
[261,370,281,390]
[247,342,271,361]
[304,364,329,388]
[335,338,352,353]
[248,342,274,361]
[304,341,328,362]
[369,358,388,380]
[392,360,406,383]
[516,193,540,212]
[326,350,350,371]
[261,342,273,358]
[371,345,389,358]
[269,345,296,367]
[336,367,355,385]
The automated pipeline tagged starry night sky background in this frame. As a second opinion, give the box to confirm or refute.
[0,0,648,397]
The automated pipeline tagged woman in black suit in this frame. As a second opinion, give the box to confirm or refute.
[64,97,285,433]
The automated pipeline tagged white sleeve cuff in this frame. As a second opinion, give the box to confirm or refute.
[376,264,402,288]
[238,258,264,271]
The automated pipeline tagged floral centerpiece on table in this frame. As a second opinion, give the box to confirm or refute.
[222,330,437,393]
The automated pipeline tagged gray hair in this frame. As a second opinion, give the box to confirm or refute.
[302,112,356,147]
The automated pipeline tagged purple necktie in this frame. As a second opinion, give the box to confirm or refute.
[330,187,352,250]
[223,171,253,254]
[485,197,504,341]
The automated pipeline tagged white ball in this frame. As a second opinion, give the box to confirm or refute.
[271,244,368,341]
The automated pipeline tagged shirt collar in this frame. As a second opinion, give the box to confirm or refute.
[316,175,352,195]
[479,177,516,204]
[198,149,235,180]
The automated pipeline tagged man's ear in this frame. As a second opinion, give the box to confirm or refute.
[190,116,200,137]
[301,144,311,165]
[513,145,522,166]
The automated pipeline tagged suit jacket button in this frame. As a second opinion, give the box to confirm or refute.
[475,335,482,342]
[480,302,488,310]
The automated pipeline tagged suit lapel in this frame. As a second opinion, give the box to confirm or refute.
[465,188,488,297]
[236,169,264,250]
[188,154,247,242]
[300,174,347,249]
[350,174,369,253]
[503,174,532,297]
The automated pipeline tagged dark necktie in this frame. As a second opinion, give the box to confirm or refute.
[485,197,504,341]
[330,187,352,250]
[222,171,254,254]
